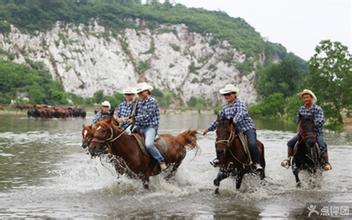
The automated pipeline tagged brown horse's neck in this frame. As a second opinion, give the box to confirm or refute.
[109,128,141,162]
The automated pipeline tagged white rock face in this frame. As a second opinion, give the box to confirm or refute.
[0,22,259,104]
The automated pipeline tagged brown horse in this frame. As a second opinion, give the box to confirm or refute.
[81,124,96,149]
[213,117,265,193]
[88,118,199,188]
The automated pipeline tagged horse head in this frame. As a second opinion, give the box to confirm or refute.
[215,116,235,163]
[88,118,122,157]
[81,124,95,149]
[298,114,317,146]
[179,129,199,150]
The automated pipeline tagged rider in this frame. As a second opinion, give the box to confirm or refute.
[124,82,167,171]
[281,89,332,171]
[203,84,263,172]
[92,100,111,124]
[114,87,137,133]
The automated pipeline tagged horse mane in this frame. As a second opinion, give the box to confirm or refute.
[176,129,199,150]
[95,118,124,134]
[216,117,238,134]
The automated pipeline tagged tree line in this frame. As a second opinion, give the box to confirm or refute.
[249,40,352,130]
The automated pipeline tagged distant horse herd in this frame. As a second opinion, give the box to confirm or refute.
[27,105,86,118]
[5,104,87,118]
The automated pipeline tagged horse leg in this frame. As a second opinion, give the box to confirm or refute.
[236,170,245,189]
[165,162,181,180]
[293,168,301,187]
[142,176,150,190]
[259,168,265,180]
[165,149,186,180]
[214,171,229,194]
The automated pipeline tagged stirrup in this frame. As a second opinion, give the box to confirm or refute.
[281,159,291,169]
[323,162,332,171]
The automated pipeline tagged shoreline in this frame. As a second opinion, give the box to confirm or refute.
[1,108,351,134]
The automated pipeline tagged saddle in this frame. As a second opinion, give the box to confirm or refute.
[131,133,169,157]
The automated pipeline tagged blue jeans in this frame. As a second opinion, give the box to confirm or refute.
[139,127,164,162]
[243,128,260,163]
[287,134,327,152]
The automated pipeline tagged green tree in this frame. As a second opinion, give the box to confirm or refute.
[257,55,307,98]
[93,90,104,104]
[249,93,285,117]
[308,40,352,127]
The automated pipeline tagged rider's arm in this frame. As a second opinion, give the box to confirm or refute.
[207,110,225,132]
[314,106,324,129]
[92,112,101,124]
[232,102,246,124]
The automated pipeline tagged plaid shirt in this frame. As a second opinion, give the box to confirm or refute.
[297,104,324,134]
[208,98,255,133]
[135,96,160,129]
[92,111,102,124]
[115,101,133,128]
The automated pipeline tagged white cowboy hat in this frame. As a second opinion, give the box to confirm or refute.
[299,89,317,103]
[122,87,136,95]
[101,100,111,110]
[136,82,153,93]
[219,84,239,95]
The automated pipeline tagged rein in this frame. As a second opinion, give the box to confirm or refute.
[215,129,236,146]
[91,123,132,153]
[215,127,251,168]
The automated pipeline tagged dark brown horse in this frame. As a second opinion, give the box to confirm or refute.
[88,118,199,188]
[292,115,322,187]
[213,117,265,193]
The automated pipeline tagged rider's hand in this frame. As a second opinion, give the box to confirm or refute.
[203,128,208,136]
[127,118,133,124]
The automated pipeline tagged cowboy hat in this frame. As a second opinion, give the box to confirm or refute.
[122,87,136,95]
[136,82,153,93]
[101,100,111,110]
[299,89,317,103]
[219,84,239,95]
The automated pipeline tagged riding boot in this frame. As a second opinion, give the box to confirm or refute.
[159,161,167,171]
[321,151,332,171]
[281,147,293,168]
[210,158,220,167]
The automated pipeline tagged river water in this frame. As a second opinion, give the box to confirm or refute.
[0,112,351,218]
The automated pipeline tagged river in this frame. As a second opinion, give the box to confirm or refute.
[0,112,351,218]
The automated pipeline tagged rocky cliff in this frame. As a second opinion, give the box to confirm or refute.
[0,21,261,104]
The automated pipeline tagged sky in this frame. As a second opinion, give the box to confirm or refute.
[174,0,352,60]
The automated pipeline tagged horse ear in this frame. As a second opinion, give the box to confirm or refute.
[82,124,85,128]
[110,108,115,116]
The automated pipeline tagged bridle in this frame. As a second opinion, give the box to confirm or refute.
[90,123,131,153]
[215,123,251,168]
[215,126,236,147]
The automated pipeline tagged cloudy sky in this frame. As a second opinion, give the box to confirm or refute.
[175,0,351,60]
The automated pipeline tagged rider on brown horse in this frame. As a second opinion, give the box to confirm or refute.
[114,87,137,133]
[121,82,167,171]
[281,89,332,171]
[203,84,263,172]
[92,101,112,124]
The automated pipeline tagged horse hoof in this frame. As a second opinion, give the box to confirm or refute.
[143,184,149,190]
[296,182,302,188]
[215,188,219,194]
[213,178,220,187]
